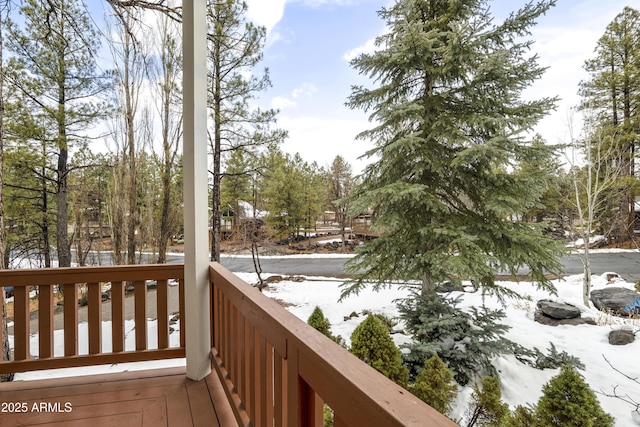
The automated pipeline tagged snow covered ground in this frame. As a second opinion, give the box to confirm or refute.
[250,272,640,426]
[10,270,640,426]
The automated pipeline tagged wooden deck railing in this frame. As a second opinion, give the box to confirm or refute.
[0,262,457,426]
[0,264,185,374]
[209,262,457,427]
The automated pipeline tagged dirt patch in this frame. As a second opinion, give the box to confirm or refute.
[269,298,296,308]
[5,290,71,321]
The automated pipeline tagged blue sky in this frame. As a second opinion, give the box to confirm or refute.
[244,0,640,173]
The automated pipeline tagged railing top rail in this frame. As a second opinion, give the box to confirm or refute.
[209,262,457,427]
[0,263,184,286]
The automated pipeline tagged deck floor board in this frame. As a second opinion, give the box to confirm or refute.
[0,367,236,426]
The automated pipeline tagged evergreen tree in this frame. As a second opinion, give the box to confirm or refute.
[262,151,309,243]
[514,135,566,225]
[307,305,344,346]
[308,305,333,336]
[0,0,12,381]
[299,160,325,246]
[342,0,563,299]
[535,366,614,427]
[207,0,285,262]
[349,314,409,387]
[503,405,537,427]
[399,290,518,385]
[465,376,509,427]
[410,354,457,415]
[579,7,640,243]
[5,0,110,267]
[326,155,353,251]
[221,149,252,230]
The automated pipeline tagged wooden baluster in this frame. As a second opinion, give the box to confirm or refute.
[38,284,54,359]
[274,350,285,427]
[248,322,257,423]
[63,283,78,357]
[300,380,323,427]
[13,286,29,361]
[265,342,275,426]
[134,280,147,351]
[179,278,185,348]
[111,281,125,353]
[229,305,237,387]
[223,295,231,371]
[87,282,102,355]
[157,279,169,349]
[0,289,4,363]
[285,348,298,427]
[211,281,218,349]
[238,314,247,407]
[258,335,273,427]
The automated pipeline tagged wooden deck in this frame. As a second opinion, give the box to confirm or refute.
[0,366,237,427]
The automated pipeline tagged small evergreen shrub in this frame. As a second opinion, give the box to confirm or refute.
[410,354,457,415]
[465,376,509,427]
[361,309,396,331]
[308,306,332,335]
[517,342,585,371]
[350,314,409,387]
[399,290,519,385]
[535,366,614,427]
[307,306,345,346]
[323,404,333,427]
[503,405,537,427]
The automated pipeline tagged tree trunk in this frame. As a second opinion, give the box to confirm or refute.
[56,65,71,267]
[582,231,592,307]
[124,27,137,265]
[211,23,222,263]
[56,147,70,267]
[42,176,51,268]
[0,7,13,381]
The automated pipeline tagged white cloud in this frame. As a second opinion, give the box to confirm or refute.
[343,37,377,62]
[279,115,372,173]
[272,96,296,110]
[295,0,355,7]
[292,82,318,98]
[272,82,318,110]
[244,0,287,34]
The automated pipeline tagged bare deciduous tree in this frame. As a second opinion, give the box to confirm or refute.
[569,110,626,306]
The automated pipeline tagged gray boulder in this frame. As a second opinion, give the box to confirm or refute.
[590,287,639,315]
[608,330,635,345]
[537,300,581,319]
[436,281,464,293]
[534,299,595,326]
[534,311,596,326]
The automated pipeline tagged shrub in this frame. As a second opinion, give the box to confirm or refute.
[518,342,585,371]
[410,354,457,414]
[535,366,614,427]
[503,405,537,427]
[350,314,409,387]
[307,306,344,346]
[399,290,519,385]
[361,309,397,331]
[465,376,509,427]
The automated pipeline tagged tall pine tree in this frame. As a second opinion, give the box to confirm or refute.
[579,7,640,244]
[207,0,285,262]
[343,0,563,298]
[5,0,110,267]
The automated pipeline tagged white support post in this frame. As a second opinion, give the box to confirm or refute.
[183,0,211,381]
